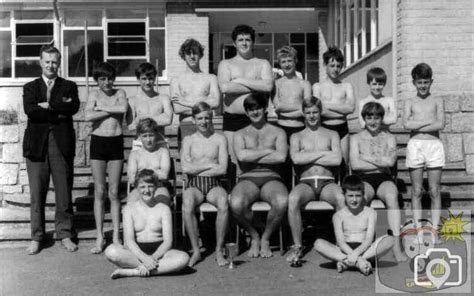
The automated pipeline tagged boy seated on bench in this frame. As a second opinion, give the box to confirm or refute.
[286,96,345,263]
[350,102,407,262]
[314,175,394,275]
[181,102,229,267]
[105,169,189,279]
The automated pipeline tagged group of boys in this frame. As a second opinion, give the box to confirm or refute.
[24,22,446,278]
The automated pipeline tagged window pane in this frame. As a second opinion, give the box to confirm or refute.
[64,30,103,77]
[16,23,53,57]
[15,60,41,77]
[0,31,12,77]
[63,10,102,27]
[253,44,272,64]
[107,59,146,77]
[290,33,305,44]
[306,61,319,84]
[274,33,289,58]
[306,33,318,60]
[108,22,145,36]
[293,45,305,76]
[149,29,166,77]
[15,10,53,20]
[149,8,165,27]
[0,11,10,27]
[106,9,145,19]
[255,33,272,44]
[109,42,145,57]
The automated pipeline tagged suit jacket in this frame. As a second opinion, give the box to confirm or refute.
[23,77,80,161]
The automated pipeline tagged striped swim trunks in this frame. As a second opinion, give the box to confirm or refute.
[187,175,223,196]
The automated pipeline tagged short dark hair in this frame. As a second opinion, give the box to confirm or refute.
[178,38,204,60]
[243,92,267,111]
[39,45,61,60]
[361,101,385,120]
[302,96,322,112]
[135,62,157,79]
[342,175,365,194]
[136,118,159,136]
[93,62,116,81]
[411,63,432,80]
[134,169,159,188]
[231,24,255,42]
[367,67,387,85]
[323,46,344,65]
[192,101,212,117]
[276,45,298,64]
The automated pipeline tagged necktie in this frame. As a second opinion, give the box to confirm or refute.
[46,80,53,102]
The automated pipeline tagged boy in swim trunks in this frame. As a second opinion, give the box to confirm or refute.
[403,63,445,239]
[314,175,394,275]
[230,92,288,258]
[350,102,407,261]
[170,39,220,147]
[104,169,189,279]
[286,96,345,263]
[273,45,312,187]
[127,63,172,150]
[217,25,274,180]
[312,46,355,178]
[84,62,128,253]
[127,118,171,205]
[181,102,229,267]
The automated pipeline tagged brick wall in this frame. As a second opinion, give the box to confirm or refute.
[396,0,474,174]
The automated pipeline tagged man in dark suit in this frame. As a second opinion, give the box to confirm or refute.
[23,45,80,254]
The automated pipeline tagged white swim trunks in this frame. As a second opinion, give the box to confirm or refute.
[406,139,445,169]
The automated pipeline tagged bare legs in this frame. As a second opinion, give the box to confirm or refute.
[104,244,189,279]
[287,183,345,261]
[91,159,123,254]
[230,180,288,258]
[314,235,394,275]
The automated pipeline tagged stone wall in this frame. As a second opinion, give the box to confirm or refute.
[396,0,474,174]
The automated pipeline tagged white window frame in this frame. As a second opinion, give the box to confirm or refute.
[333,0,378,67]
[105,19,148,60]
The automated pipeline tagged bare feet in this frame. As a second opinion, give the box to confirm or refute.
[91,237,106,254]
[259,239,273,258]
[356,257,372,276]
[111,268,139,279]
[247,238,260,258]
[188,251,202,267]
[27,240,41,255]
[216,249,229,266]
[286,245,302,262]
[336,261,349,273]
[393,243,408,262]
[61,238,78,252]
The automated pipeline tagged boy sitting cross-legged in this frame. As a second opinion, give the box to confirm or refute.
[314,175,394,275]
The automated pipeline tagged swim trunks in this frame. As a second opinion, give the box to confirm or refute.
[358,173,394,192]
[239,175,283,188]
[299,175,335,197]
[321,120,349,139]
[136,241,163,255]
[187,175,223,196]
[223,112,251,132]
[406,138,445,169]
[90,134,124,161]
[346,242,362,250]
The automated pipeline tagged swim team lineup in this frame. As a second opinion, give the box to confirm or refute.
[23,23,447,279]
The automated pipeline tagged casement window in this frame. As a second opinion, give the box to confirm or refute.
[332,0,380,66]
[0,6,166,82]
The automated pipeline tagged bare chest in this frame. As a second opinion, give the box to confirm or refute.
[243,130,277,149]
[179,75,211,97]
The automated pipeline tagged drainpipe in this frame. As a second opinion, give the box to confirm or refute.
[52,0,62,76]
[392,0,397,104]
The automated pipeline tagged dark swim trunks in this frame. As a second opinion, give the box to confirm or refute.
[359,173,394,192]
[187,175,223,196]
[90,134,124,161]
[239,175,283,189]
[136,241,163,255]
[346,242,362,250]
[223,112,251,132]
[299,176,335,197]
[321,120,349,139]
